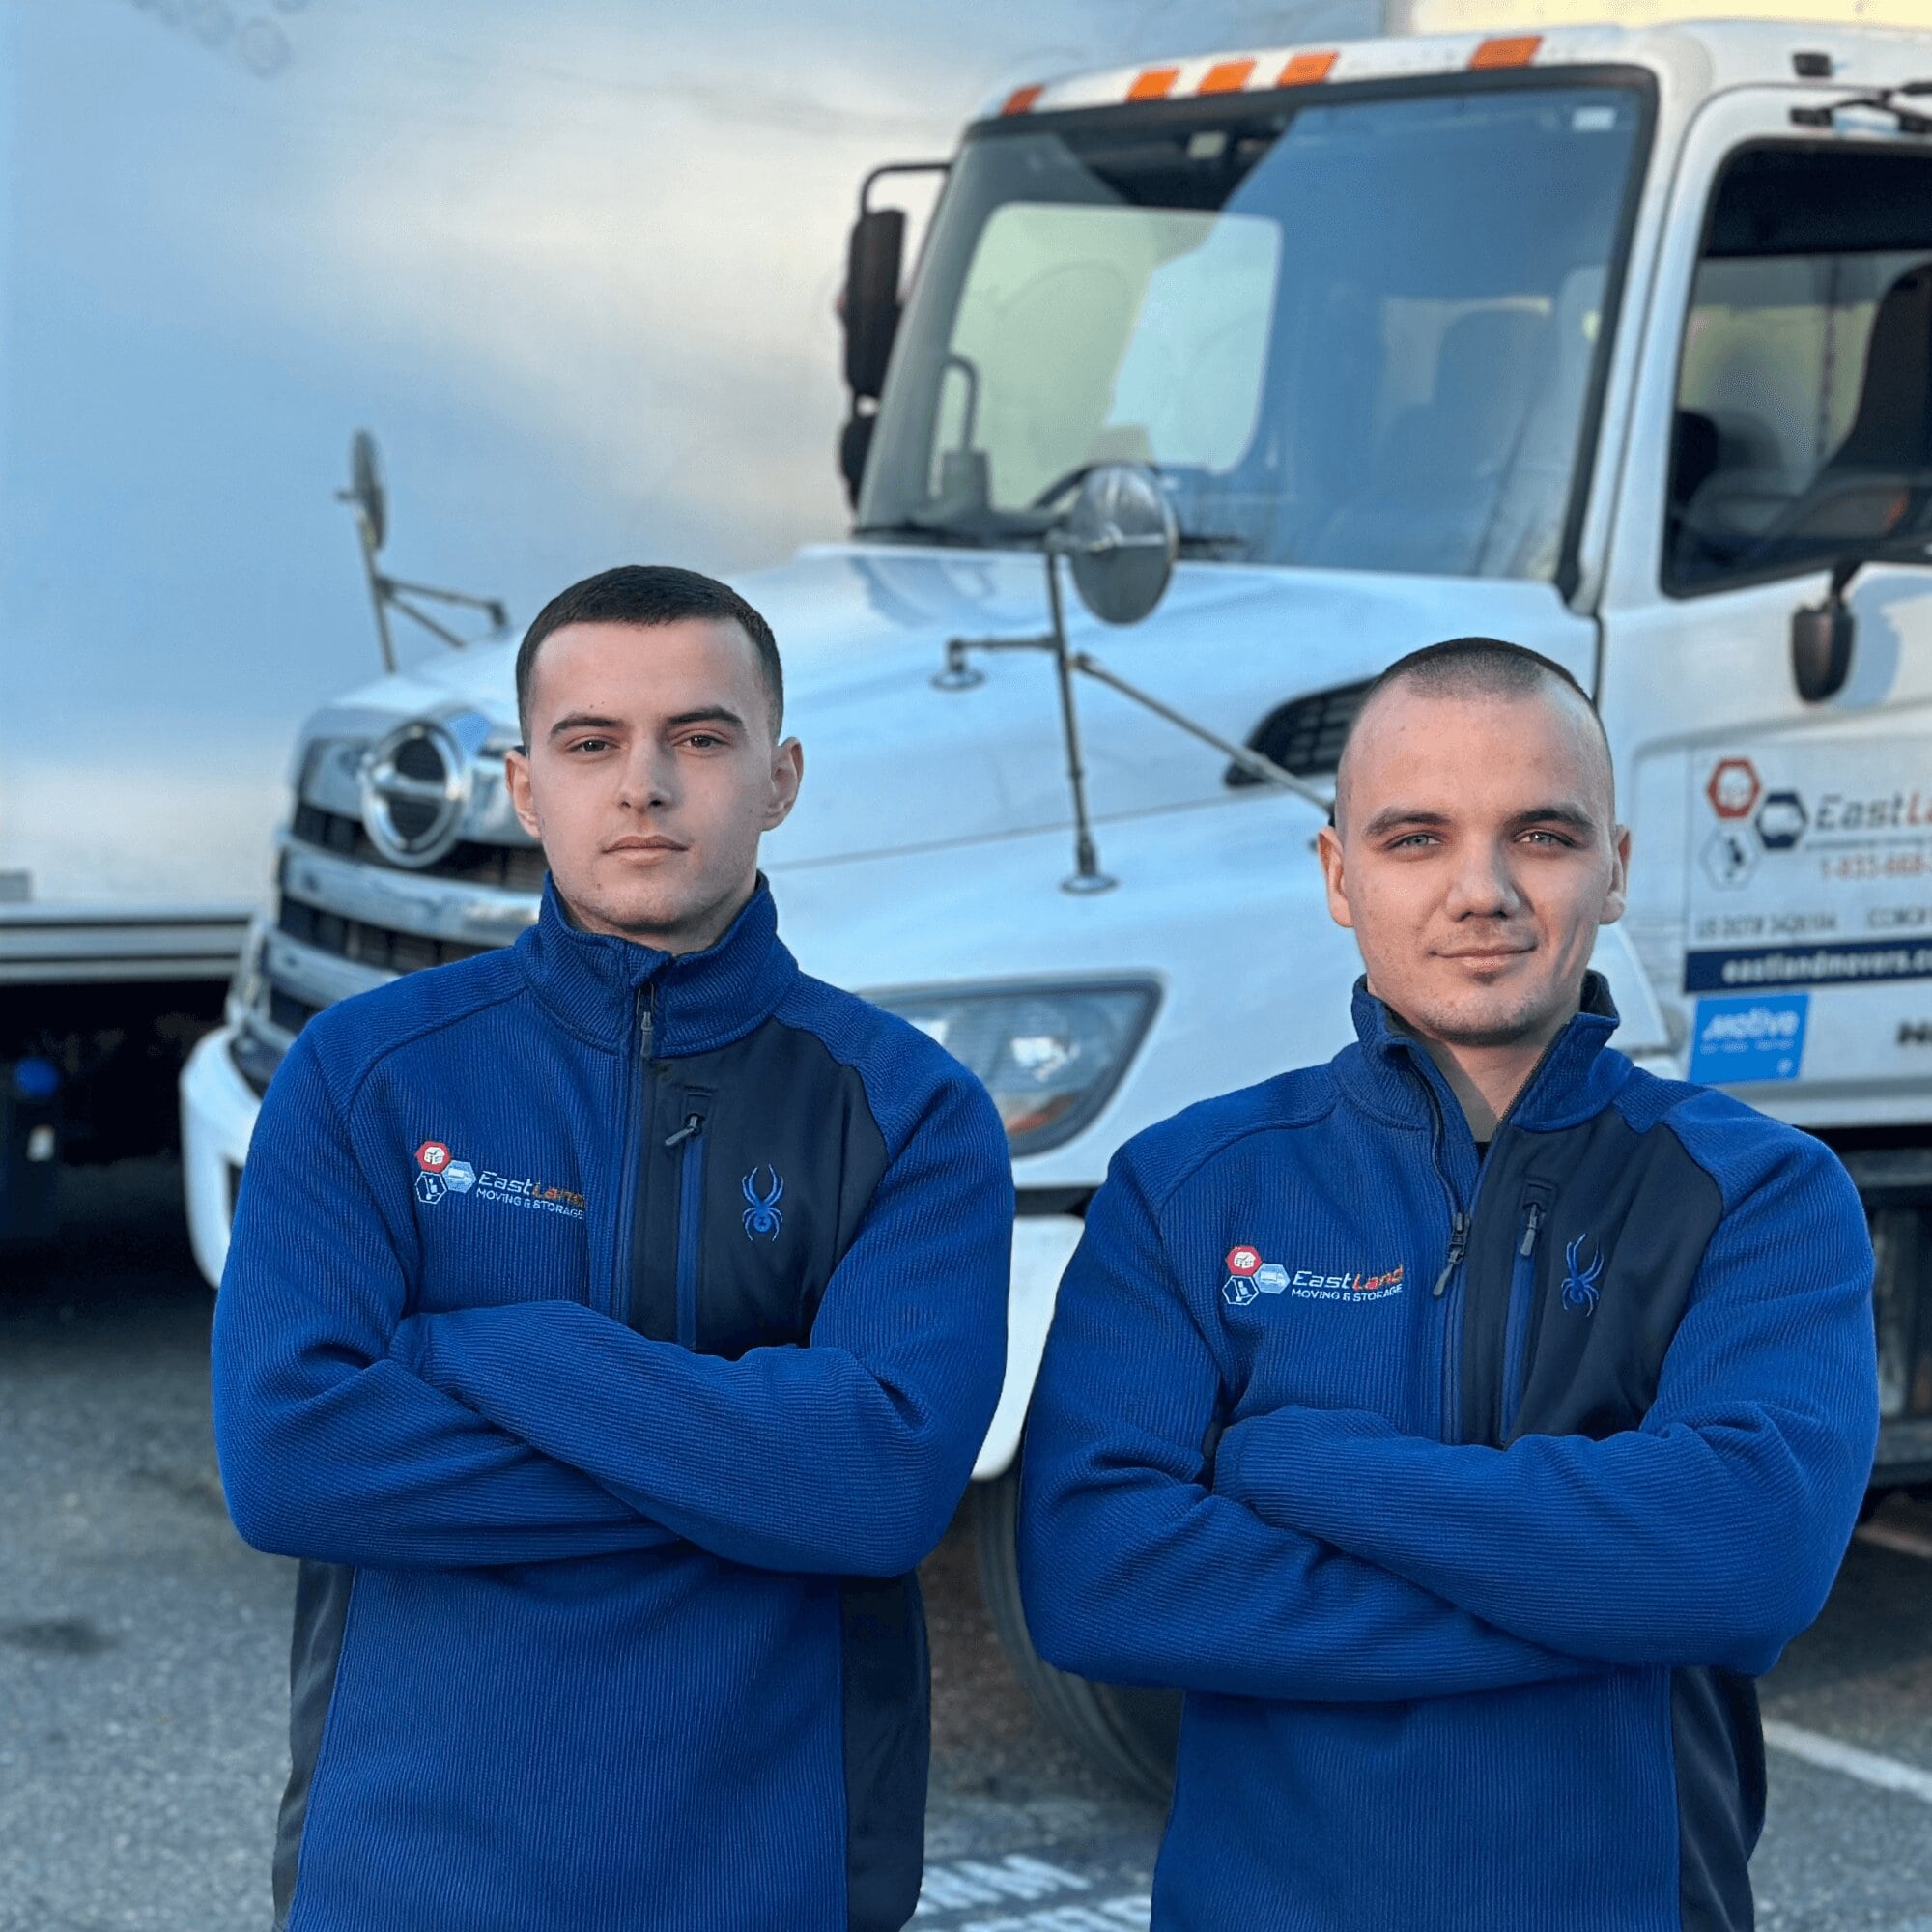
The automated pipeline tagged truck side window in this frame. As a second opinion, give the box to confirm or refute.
[1666,144,1932,594]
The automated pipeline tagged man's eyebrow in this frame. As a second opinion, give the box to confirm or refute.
[1360,806,1453,838]
[548,712,625,740]
[1513,802,1599,832]
[546,707,749,740]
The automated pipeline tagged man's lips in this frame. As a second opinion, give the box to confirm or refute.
[603,836,686,854]
[1435,945,1535,964]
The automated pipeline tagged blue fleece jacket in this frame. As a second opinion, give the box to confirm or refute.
[1019,974,1877,1932]
[211,881,1011,1932]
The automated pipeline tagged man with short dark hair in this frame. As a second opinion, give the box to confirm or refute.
[213,564,1012,1931]
[1020,637,1877,1931]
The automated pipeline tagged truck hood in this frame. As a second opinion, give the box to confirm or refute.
[316,542,1598,866]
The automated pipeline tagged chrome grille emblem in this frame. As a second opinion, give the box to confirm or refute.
[359,719,472,867]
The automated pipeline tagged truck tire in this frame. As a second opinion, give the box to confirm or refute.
[970,1462,1180,1801]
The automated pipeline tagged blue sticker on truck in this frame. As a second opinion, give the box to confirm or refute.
[1689,993,1809,1085]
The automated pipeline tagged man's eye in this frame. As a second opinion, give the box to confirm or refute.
[683,733,723,751]
[568,738,613,754]
[1390,833,1437,850]
[1521,830,1574,847]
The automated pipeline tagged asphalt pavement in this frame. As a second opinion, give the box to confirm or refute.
[2,1161,1928,1932]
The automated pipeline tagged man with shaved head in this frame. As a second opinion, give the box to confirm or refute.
[1020,639,1877,1932]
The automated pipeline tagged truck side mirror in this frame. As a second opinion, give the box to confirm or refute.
[1059,464,1179,626]
[843,207,904,402]
[1791,557,1858,703]
[838,209,903,509]
[342,428,387,553]
[1791,598,1854,702]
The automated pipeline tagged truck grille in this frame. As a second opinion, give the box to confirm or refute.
[276,896,493,975]
[1227,680,1371,787]
[290,803,547,893]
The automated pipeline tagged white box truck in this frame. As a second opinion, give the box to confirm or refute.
[184,4,1932,1789]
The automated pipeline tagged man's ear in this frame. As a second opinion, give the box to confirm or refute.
[505,748,541,842]
[763,737,804,831]
[1317,823,1355,930]
[1600,823,1632,925]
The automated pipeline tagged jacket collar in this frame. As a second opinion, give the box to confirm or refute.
[514,873,797,1055]
[1334,969,1625,1132]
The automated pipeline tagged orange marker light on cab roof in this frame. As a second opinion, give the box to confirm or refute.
[1470,35,1541,69]
[1199,58,1256,95]
[1001,83,1043,116]
[1278,50,1338,85]
[1128,65,1180,100]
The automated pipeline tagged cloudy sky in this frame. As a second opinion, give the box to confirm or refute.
[0,0,1380,895]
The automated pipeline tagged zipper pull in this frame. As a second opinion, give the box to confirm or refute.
[1432,1211,1470,1297]
[636,984,655,1061]
[664,1112,703,1150]
[1519,1200,1545,1259]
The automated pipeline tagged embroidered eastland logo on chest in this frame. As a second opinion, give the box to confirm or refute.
[412,1139,585,1221]
[1222,1244,1405,1308]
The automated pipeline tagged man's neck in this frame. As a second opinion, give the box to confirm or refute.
[558,877,756,957]
[1383,998,1580,1142]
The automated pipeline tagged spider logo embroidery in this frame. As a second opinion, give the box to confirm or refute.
[1561,1234,1604,1315]
[741,1165,785,1241]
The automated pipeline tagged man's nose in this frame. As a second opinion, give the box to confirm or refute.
[1444,842,1521,919]
[615,741,675,813]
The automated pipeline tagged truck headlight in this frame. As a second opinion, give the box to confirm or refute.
[867,980,1159,1155]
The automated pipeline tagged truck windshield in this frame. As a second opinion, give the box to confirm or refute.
[860,81,1645,581]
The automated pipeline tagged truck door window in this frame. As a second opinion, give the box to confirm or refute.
[861,81,1645,582]
[1667,144,1932,594]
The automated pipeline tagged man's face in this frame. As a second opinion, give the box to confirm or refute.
[1317,684,1629,1050]
[505,617,802,952]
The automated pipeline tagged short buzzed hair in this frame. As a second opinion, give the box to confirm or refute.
[1335,637,1611,829]
[515,564,783,746]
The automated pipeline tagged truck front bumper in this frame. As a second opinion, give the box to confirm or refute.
[180,1024,257,1290]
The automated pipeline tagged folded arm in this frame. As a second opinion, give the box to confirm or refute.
[404,1067,1013,1577]
[1218,1131,1879,1675]
[211,1037,678,1569]
[1017,1150,1604,1703]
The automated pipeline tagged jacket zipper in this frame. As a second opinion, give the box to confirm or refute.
[1419,1083,1471,1442]
[1499,1192,1550,1442]
[667,1099,708,1351]
[610,982,655,1322]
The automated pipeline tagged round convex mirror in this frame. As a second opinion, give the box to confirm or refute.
[347,429,387,552]
[1062,463,1179,627]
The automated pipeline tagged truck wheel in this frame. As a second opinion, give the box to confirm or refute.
[970,1462,1179,1801]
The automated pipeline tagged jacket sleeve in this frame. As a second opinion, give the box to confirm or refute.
[395,1064,1012,1577]
[1215,1128,1879,1676]
[211,1032,679,1569]
[1017,1146,1603,1702]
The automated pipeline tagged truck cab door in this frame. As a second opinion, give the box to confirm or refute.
[1599,91,1932,1131]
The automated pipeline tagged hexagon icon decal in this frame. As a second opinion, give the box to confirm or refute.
[1706,758,1761,821]
[1701,825,1759,891]
[1755,790,1807,851]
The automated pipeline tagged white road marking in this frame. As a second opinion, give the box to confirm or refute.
[1857,1519,1932,1561]
[952,1900,1150,1932]
[1763,1719,1932,1806]
[916,1857,1150,1930]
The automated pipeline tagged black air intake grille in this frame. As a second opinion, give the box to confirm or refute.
[1226,680,1372,788]
[277,896,495,975]
[290,803,547,892]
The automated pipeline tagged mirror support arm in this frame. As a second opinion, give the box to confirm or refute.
[349,508,397,675]
[938,553,1331,893]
